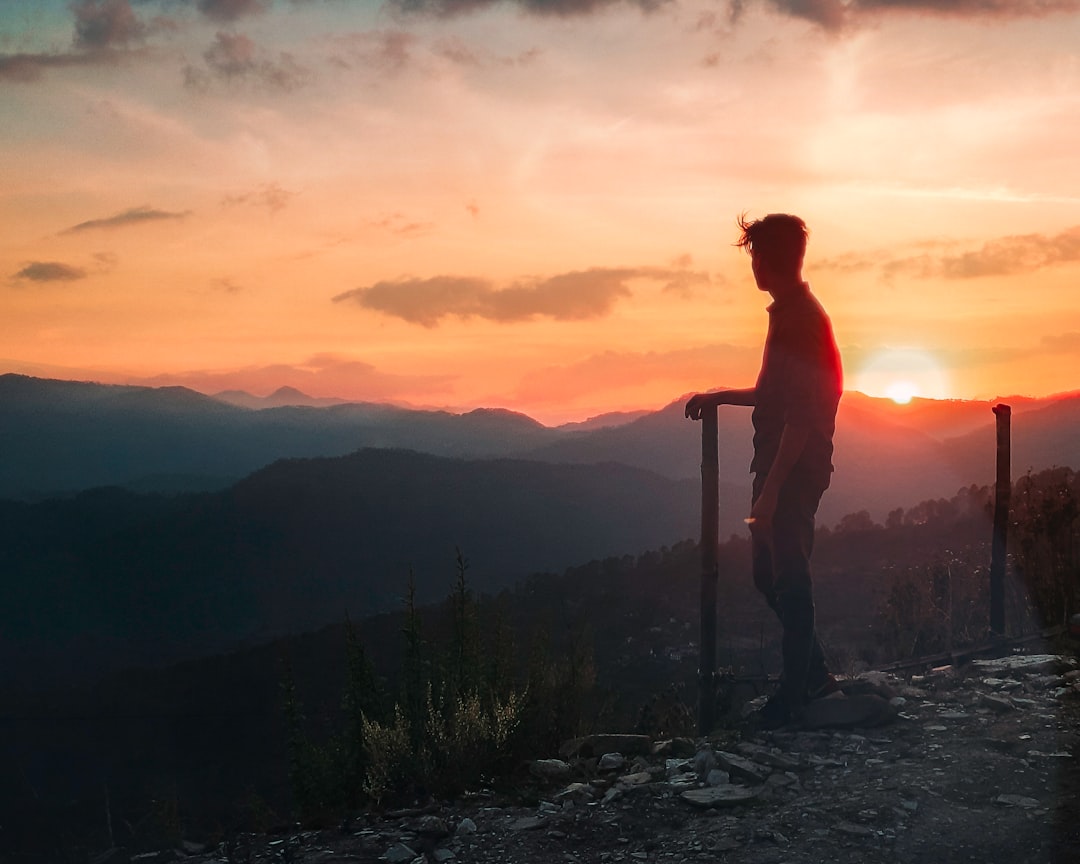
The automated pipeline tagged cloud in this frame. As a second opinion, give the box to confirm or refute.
[1040,332,1080,354]
[328,30,418,75]
[512,343,760,404]
[761,0,1080,30]
[937,227,1080,279]
[63,206,188,233]
[196,0,271,23]
[333,265,707,327]
[0,52,106,83]
[852,0,1080,19]
[819,227,1080,282]
[222,182,296,213]
[386,0,671,16]
[882,227,1080,280]
[0,0,146,84]
[72,0,145,50]
[369,212,435,238]
[185,31,312,91]
[12,261,89,283]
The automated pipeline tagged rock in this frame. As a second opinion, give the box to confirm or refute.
[560,734,652,759]
[652,737,696,758]
[705,769,730,787]
[413,815,450,837]
[432,849,456,862]
[618,770,654,787]
[530,758,572,780]
[734,741,801,770]
[714,750,769,784]
[980,693,1015,712]
[556,782,594,803]
[693,747,717,778]
[972,655,1061,675]
[509,816,547,831]
[383,843,419,863]
[995,794,1041,809]
[680,785,760,808]
[598,752,626,770]
[843,672,897,700]
[454,818,477,836]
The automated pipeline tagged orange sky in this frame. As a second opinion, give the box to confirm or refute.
[3,0,1080,424]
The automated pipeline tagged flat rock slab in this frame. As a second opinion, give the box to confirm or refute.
[714,750,768,784]
[681,785,760,809]
[972,655,1063,675]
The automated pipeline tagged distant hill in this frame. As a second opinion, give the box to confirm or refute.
[0,447,732,690]
[0,375,560,499]
[1,373,1077,523]
[212,386,350,409]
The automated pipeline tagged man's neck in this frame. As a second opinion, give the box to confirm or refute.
[768,278,806,303]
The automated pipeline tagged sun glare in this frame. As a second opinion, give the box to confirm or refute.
[854,348,950,403]
[885,380,919,404]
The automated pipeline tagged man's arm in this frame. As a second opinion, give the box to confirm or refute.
[684,387,756,420]
[748,422,810,533]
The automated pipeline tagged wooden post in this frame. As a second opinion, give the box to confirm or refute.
[698,405,719,735]
[990,404,1011,637]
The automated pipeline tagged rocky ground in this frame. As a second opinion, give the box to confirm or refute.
[119,648,1080,864]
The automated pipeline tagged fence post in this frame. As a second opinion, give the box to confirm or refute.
[990,403,1011,637]
[698,405,719,735]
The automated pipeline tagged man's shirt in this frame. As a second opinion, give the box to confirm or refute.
[750,282,843,488]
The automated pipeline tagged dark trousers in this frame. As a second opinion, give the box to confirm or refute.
[751,472,830,710]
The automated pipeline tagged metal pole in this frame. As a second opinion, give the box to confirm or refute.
[698,405,719,735]
[990,403,1011,637]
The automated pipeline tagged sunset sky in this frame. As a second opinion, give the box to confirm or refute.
[3,0,1079,424]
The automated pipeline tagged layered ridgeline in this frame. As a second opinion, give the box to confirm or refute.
[0,448,712,690]
[3,373,1079,689]
[3,373,1079,524]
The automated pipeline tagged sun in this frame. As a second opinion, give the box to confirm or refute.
[885,380,919,405]
[853,348,951,403]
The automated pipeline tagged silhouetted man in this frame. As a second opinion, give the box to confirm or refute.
[686,213,842,728]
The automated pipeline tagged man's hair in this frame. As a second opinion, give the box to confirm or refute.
[735,213,808,275]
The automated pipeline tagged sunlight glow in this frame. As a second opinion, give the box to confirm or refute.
[885,380,919,404]
[854,348,951,402]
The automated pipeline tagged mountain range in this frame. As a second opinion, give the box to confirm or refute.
[3,373,1078,689]
[3,373,1077,525]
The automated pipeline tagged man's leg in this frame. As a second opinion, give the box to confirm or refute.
[752,476,830,713]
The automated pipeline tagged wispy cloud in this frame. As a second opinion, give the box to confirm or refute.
[196,0,271,24]
[12,261,89,283]
[819,226,1080,281]
[512,342,759,403]
[1041,331,1080,354]
[386,0,671,18]
[63,206,189,234]
[73,0,145,50]
[890,227,1080,280]
[184,31,312,91]
[222,182,296,213]
[385,0,1080,30]
[0,0,145,83]
[333,265,710,327]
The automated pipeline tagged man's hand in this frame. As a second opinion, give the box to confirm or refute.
[684,392,720,420]
[748,486,778,540]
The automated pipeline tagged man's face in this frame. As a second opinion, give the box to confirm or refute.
[751,251,772,293]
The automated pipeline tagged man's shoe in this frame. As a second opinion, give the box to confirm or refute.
[806,673,841,701]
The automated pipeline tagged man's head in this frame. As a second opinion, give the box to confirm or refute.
[736,213,808,293]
